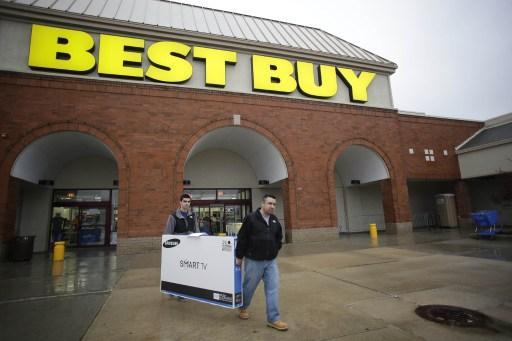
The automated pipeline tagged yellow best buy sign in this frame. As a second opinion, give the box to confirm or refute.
[28,24,376,103]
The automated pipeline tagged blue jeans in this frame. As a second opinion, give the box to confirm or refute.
[242,258,280,322]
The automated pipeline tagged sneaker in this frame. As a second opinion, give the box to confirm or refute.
[239,309,249,320]
[267,320,288,331]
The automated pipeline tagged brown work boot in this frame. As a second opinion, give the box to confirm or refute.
[239,309,249,320]
[267,320,288,331]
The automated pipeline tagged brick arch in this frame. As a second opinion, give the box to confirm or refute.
[172,118,297,232]
[326,138,397,228]
[0,121,130,239]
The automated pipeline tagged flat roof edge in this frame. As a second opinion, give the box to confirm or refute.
[398,110,483,123]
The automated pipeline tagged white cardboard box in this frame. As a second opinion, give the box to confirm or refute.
[160,234,242,309]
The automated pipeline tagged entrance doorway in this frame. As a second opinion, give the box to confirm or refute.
[51,189,117,247]
[188,189,251,235]
[334,145,390,233]
[183,126,289,239]
[9,131,119,252]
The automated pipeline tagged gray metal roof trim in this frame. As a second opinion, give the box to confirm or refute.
[398,111,483,124]
[457,122,512,152]
[0,3,397,74]
[325,31,395,65]
[455,137,512,155]
[1,0,397,70]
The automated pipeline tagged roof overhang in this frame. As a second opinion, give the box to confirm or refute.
[0,1,397,74]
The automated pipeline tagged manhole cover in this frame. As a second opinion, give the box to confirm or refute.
[415,305,489,327]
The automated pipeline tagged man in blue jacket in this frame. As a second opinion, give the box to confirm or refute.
[235,194,288,331]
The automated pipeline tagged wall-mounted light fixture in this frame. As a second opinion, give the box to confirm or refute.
[258,180,269,185]
[183,180,191,185]
[350,180,361,185]
[113,180,119,186]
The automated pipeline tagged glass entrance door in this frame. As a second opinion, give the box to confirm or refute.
[51,189,112,248]
[50,206,110,247]
[193,203,251,236]
[189,188,252,236]
[79,207,108,246]
[51,207,80,247]
[225,205,242,235]
[209,205,225,234]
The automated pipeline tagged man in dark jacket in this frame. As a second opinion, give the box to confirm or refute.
[235,194,288,331]
[164,193,199,235]
[163,193,199,302]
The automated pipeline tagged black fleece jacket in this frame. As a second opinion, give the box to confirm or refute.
[235,208,283,261]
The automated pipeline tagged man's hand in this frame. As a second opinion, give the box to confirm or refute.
[235,257,243,266]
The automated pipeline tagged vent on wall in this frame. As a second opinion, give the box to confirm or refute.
[258,180,269,185]
[183,180,191,185]
[424,149,435,162]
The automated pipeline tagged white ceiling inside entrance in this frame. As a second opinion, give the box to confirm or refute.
[335,145,389,186]
[11,132,116,184]
[186,127,288,184]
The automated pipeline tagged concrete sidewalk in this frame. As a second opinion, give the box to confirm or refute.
[1,229,512,340]
[81,231,512,341]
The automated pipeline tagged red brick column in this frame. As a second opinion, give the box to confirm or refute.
[454,180,472,227]
[281,179,292,243]
[6,177,21,238]
[0,176,10,243]
[503,174,512,202]
[380,177,412,233]
[0,176,20,242]
[0,176,20,258]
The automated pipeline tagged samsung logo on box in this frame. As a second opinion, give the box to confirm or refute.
[163,238,180,248]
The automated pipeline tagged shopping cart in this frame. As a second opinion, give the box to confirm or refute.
[470,210,500,238]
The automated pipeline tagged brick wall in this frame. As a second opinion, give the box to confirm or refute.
[0,72,482,244]
[398,116,482,180]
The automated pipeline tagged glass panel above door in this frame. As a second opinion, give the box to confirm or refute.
[187,189,216,200]
[54,189,110,202]
[217,189,243,200]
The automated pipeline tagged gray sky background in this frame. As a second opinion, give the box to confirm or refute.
[175,0,512,121]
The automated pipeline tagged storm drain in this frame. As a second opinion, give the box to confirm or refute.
[415,305,490,327]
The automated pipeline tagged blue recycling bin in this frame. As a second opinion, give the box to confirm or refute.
[470,210,500,237]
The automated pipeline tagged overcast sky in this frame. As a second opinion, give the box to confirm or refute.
[175,0,512,121]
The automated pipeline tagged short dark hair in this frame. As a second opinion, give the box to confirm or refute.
[262,194,276,202]
[180,193,191,201]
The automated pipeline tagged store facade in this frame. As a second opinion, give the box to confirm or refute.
[0,0,483,255]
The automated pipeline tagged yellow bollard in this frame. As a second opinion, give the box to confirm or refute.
[53,241,65,261]
[369,223,378,239]
[52,260,64,276]
[369,223,379,247]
